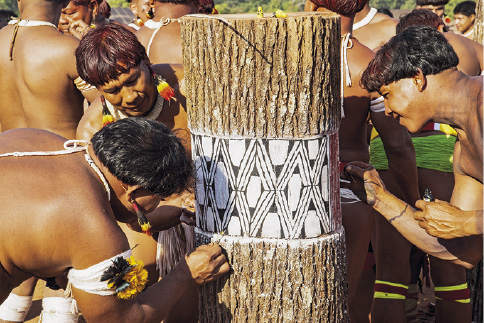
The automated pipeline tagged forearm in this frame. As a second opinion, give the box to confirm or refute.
[374,190,477,267]
[135,260,194,322]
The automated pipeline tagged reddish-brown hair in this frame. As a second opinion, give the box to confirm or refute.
[309,0,366,17]
[76,22,148,87]
[396,9,444,34]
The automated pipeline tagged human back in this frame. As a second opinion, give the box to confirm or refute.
[0,128,125,304]
[0,18,84,139]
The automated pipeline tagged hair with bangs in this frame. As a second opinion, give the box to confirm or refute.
[360,26,458,93]
[76,22,148,87]
[396,9,444,34]
[454,1,476,16]
[309,0,366,17]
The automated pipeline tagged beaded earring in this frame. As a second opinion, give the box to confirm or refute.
[121,183,152,237]
[146,7,154,19]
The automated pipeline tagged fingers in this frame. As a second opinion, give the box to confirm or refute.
[343,162,373,179]
[415,199,428,210]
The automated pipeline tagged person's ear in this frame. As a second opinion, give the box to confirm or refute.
[413,69,427,92]
[437,24,445,33]
[90,0,98,17]
[124,184,143,203]
[130,2,137,16]
[304,0,318,12]
[470,14,476,23]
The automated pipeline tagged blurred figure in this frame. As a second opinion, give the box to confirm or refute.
[0,10,15,29]
[416,0,448,20]
[454,1,476,39]
[127,0,151,30]
[136,0,216,64]
[353,1,398,50]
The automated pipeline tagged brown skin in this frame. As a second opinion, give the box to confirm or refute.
[77,62,196,322]
[305,3,419,321]
[353,3,398,50]
[368,23,483,322]
[135,1,198,64]
[0,0,98,140]
[342,70,483,269]
[129,0,151,27]
[61,0,136,40]
[0,128,229,322]
[442,28,483,76]
[77,63,189,150]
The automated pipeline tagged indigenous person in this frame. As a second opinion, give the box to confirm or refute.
[0,0,99,318]
[0,0,98,140]
[60,0,136,39]
[0,118,229,322]
[397,9,482,76]
[58,0,112,36]
[127,0,152,30]
[353,1,398,50]
[416,0,448,20]
[365,9,483,322]
[305,0,419,321]
[454,1,476,39]
[76,22,198,321]
[135,0,216,64]
[343,26,483,269]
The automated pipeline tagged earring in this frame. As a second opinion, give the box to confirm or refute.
[146,7,154,19]
[130,199,152,237]
[121,183,152,237]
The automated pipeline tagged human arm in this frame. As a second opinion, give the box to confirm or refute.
[341,161,482,268]
[72,244,229,323]
[370,109,420,204]
[414,199,483,238]
[76,97,103,140]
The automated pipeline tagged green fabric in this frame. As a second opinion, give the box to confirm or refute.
[369,135,456,172]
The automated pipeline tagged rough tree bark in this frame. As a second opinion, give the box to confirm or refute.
[180,12,347,322]
[474,0,483,44]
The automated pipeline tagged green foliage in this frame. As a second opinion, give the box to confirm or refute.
[0,0,18,15]
[214,0,467,18]
[215,0,306,14]
[108,0,130,8]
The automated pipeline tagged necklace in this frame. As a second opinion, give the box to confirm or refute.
[8,18,58,61]
[353,8,377,31]
[8,19,57,29]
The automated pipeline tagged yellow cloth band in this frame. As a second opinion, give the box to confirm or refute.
[434,283,468,291]
[375,280,409,289]
[374,291,406,299]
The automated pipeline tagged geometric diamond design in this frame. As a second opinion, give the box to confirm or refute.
[192,134,334,239]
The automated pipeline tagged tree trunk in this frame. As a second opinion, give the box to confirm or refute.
[180,12,347,322]
[474,0,483,44]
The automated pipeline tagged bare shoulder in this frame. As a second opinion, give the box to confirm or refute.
[152,63,184,83]
[66,200,130,270]
[349,40,375,77]
[77,97,103,140]
[135,26,151,47]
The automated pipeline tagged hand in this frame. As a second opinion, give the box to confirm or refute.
[414,199,479,239]
[180,244,230,286]
[68,20,90,40]
[340,161,386,205]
